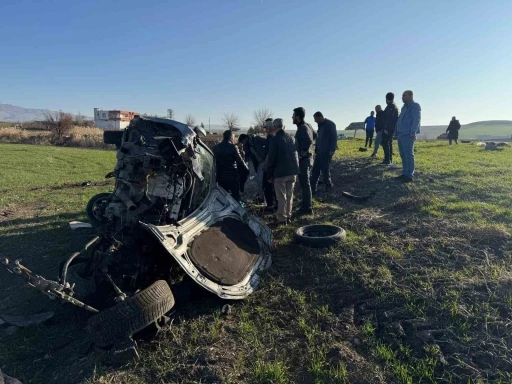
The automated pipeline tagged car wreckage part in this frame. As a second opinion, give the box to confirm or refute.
[85,192,112,227]
[294,224,346,248]
[87,280,175,347]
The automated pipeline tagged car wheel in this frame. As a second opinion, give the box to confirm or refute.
[294,224,346,248]
[87,280,175,347]
[85,192,111,227]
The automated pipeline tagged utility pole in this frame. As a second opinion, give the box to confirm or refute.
[208,117,211,133]
[167,109,174,120]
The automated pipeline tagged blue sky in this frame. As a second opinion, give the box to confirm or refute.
[1,0,511,128]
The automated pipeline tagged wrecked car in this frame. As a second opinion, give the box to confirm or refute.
[0,116,272,347]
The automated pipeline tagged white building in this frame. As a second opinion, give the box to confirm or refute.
[94,108,140,130]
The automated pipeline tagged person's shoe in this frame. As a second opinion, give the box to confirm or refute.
[370,154,376,158]
[395,174,406,180]
[389,163,399,169]
[312,189,318,196]
[401,176,413,183]
[379,161,390,166]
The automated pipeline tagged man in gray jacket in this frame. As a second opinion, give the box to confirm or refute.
[395,90,421,182]
[266,119,299,224]
[311,111,337,194]
[293,107,315,215]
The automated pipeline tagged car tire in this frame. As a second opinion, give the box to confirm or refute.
[87,280,175,347]
[294,224,346,248]
[85,192,111,228]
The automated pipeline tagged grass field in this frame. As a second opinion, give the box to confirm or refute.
[0,141,511,383]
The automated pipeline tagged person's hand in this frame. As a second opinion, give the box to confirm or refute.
[410,133,416,138]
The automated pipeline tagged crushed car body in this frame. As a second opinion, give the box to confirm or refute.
[0,116,272,346]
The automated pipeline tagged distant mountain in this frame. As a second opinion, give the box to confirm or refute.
[0,104,91,122]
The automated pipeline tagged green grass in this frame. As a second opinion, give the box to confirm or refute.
[0,141,511,383]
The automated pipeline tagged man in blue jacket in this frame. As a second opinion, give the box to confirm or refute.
[364,111,376,148]
[395,90,421,182]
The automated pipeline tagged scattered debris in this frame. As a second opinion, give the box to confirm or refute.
[475,142,486,147]
[485,142,499,151]
[358,147,368,152]
[0,311,54,327]
[81,181,92,187]
[342,191,375,202]
[496,142,510,147]
[460,140,471,143]
[69,221,93,230]
[0,369,23,384]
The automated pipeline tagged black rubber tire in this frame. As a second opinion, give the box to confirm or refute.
[85,192,111,227]
[87,280,175,347]
[294,224,346,248]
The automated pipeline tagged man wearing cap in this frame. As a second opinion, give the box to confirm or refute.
[266,119,299,225]
[293,107,315,215]
[395,90,421,182]
[311,111,337,194]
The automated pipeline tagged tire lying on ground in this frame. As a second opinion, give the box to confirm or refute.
[87,280,175,347]
[294,224,346,248]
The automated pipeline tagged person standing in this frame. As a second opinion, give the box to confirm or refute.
[395,90,421,182]
[364,111,376,148]
[381,92,399,165]
[213,130,249,202]
[446,117,461,145]
[311,111,337,194]
[238,133,266,202]
[293,107,315,215]
[262,119,277,211]
[266,119,299,225]
[370,105,384,158]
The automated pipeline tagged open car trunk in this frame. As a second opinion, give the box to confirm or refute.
[142,186,272,299]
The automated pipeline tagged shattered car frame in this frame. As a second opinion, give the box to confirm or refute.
[1,116,272,344]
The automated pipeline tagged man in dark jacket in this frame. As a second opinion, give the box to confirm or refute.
[381,92,399,165]
[446,117,461,145]
[370,105,385,158]
[293,107,315,215]
[311,111,337,193]
[266,119,299,224]
[213,130,249,202]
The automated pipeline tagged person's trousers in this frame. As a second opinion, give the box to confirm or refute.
[218,178,240,201]
[397,135,416,178]
[449,138,458,145]
[310,152,333,192]
[365,130,374,148]
[382,133,393,163]
[371,131,382,156]
[263,170,275,207]
[274,175,296,222]
[298,158,312,210]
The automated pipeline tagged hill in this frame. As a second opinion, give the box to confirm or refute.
[346,120,512,140]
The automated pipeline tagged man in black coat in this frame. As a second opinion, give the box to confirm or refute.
[381,92,399,165]
[293,107,315,215]
[446,117,461,145]
[213,130,249,202]
[266,119,300,224]
[311,111,337,193]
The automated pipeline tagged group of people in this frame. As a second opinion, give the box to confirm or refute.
[213,107,338,225]
[213,90,422,225]
[363,91,422,182]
